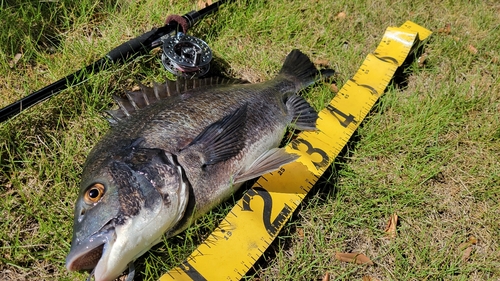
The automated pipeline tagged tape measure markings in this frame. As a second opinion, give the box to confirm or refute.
[159,21,432,281]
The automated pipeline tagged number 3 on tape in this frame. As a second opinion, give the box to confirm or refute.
[159,21,432,281]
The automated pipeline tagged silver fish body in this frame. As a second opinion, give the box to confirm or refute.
[66,49,333,281]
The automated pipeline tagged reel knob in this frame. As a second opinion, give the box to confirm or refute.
[161,32,212,78]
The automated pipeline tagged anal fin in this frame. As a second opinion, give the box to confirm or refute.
[234,148,299,183]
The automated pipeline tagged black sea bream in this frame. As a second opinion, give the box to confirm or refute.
[66,49,334,281]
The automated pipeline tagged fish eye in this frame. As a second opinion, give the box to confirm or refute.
[84,183,105,204]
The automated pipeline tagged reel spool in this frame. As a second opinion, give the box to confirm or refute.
[161,32,212,78]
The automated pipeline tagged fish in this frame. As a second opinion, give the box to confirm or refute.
[65,49,334,281]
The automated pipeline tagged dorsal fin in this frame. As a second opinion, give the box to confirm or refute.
[106,77,247,124]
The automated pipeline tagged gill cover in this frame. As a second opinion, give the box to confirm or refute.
[67,146,190,281]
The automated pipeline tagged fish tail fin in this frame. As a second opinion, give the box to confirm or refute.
[279,50,334,130]
[279,49,335,88]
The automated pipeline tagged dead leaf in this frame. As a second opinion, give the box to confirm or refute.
[314,59,330,67]
[117,273,130,281]
[467,44,478,54]
[363,276,381,281]
[197,0,212,10]
[384,213,398,239]
[150,48,161,55]
[335,252,374,265]
[462,246,473,262]
[468,236,478,245]
[8,53,22,68]
[418,52,429,67]
[321,272,330,281]
[335,12,346,20]
[296,227,304,238]
[437,23,451,35]
[459,236,478,249]
[330,83,339,93]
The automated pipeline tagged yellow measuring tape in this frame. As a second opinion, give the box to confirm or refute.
[159,21,432,281]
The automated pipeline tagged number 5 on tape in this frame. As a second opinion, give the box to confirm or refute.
[159,21,432,281]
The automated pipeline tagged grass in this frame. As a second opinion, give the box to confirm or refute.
[1,0,499,280]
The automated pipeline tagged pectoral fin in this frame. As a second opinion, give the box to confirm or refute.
[234,148,299,183]
[182,103,248,166]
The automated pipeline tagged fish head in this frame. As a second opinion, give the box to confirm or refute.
[66,148,190,281]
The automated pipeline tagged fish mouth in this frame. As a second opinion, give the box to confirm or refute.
[66,243,104,271]
[66,229,114,272]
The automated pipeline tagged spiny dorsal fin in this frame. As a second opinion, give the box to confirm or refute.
[106,77,247,124]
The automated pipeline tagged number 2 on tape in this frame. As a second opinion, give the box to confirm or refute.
[242,187,293,236]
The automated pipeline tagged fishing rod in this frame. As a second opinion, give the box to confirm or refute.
[0,0,230,123]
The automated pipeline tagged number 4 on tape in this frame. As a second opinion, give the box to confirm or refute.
[159,21,432,281]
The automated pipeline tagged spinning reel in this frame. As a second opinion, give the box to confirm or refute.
[161,32,212,78]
